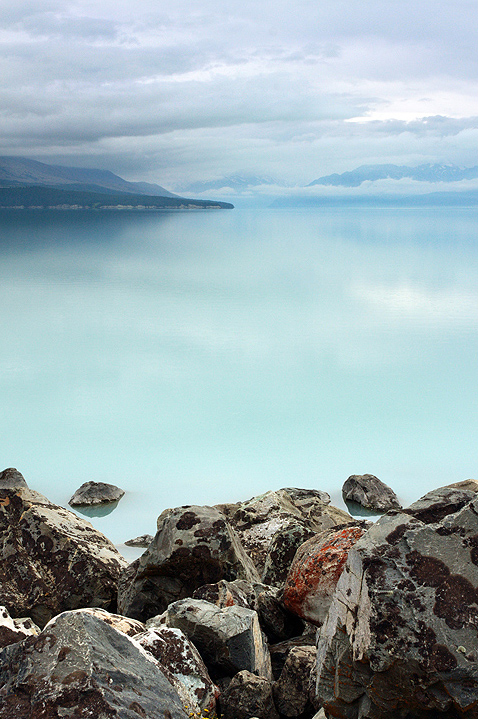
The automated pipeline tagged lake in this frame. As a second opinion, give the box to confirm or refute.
[0,206,477,552]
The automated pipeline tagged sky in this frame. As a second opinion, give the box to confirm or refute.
[1,0,478,191]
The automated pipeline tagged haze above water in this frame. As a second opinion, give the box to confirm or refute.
[1,207,477,550]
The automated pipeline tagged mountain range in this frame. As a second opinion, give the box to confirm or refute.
[307,163,478,187]
[0,157,233,210]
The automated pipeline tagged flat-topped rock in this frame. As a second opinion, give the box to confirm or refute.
[69,480,125,506]
[342,474,401,512]
[0,468,28,489]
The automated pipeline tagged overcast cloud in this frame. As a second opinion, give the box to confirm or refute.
[1,0,478,188]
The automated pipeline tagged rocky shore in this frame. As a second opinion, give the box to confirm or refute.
[0,469,477,718]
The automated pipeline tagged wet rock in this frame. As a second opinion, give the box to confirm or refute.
[342,474,401,512]
[135,625,219,715]
[219,488,353,576]
[0,609,188,719]
[220,670,279,719]
[283,523,367,626]
[262,521,317,587]
[156,598,272,680]
[118,504,259,622]
[0,486,128,628]
[316,486,478,719]
[0,468,28,489]
[0,606,40,649]
[69,480,125,506]
[125,533,154,547]
[273,645,317,718]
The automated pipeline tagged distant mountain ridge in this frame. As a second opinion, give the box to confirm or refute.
[0,156,177,197]
[308,163,478,187]
[181,173,280,193]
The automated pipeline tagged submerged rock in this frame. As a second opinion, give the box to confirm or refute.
[342,474,401,512]
[69,480,125,506]
[316,486,478,719]
[0,486,128,627]
[0,609,188,718]
[118,504,259,622]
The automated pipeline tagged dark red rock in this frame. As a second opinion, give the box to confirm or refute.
[283,524,367,625]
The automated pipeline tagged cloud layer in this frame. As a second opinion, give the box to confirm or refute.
[1,0,478,186]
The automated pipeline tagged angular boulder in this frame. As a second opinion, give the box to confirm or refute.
[0,486,128,627]
[156,598,272,680]
[255,585,305,643]
[342,474,401,512]
[69,480,125,506]
[316,486,478,719]
[193,578,254,608]
[262,521,317,587]
[283,524,367,625]
[135,626,219,715]
[220,670,279,719]
[0,610,188,718]
[77,607,145,636]
[118,504,259,621]
[273,645,317,718]
[125,533,154,547]
[218,488,352,576]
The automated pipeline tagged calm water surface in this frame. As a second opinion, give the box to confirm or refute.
[0,207,477,549]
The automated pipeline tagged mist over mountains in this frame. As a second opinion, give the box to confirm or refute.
[307,163,478,187]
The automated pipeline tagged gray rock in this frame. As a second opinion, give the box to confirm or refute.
[0,606,40,649]
[255,585,305,643]
[342,474,401,512]
[135,626,219,715]
[0,486,128,627]
[69,480,125,506]
[157,598,272,680]
[269,632,317,681]
[125,533,154,547]
[316,486,478,719]
[193,578,254,608]
[218,488,352,576]
[220,670,279,719]
[273,645,317,718]
[0,468,28,489]
[0,609,188,718]
[118,504,259,622]
[262,520,317,587]
[77,607,146,636]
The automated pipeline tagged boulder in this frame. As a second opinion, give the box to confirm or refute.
[220,670,279,719]
[77,607,145,636]
[0,606,40,649]
[255,585,305,643]
[0,609,188,718]
[193,578,254,608]
[125,533,154,547]
[262,521,317,586]
[342,474,401,512]
[0,486,128,627]
[218,488,353,575]
[156,598,272,680]
[68,480,125,506]
[316,486,478,719]
[118,504,259,622]
[283,524,367,626]
[135,626,219,715]
[269,632,317,681]
[273,645,317,718]
[0,468,28,489]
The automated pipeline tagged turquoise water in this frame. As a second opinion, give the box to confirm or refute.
[1,207,477,551]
